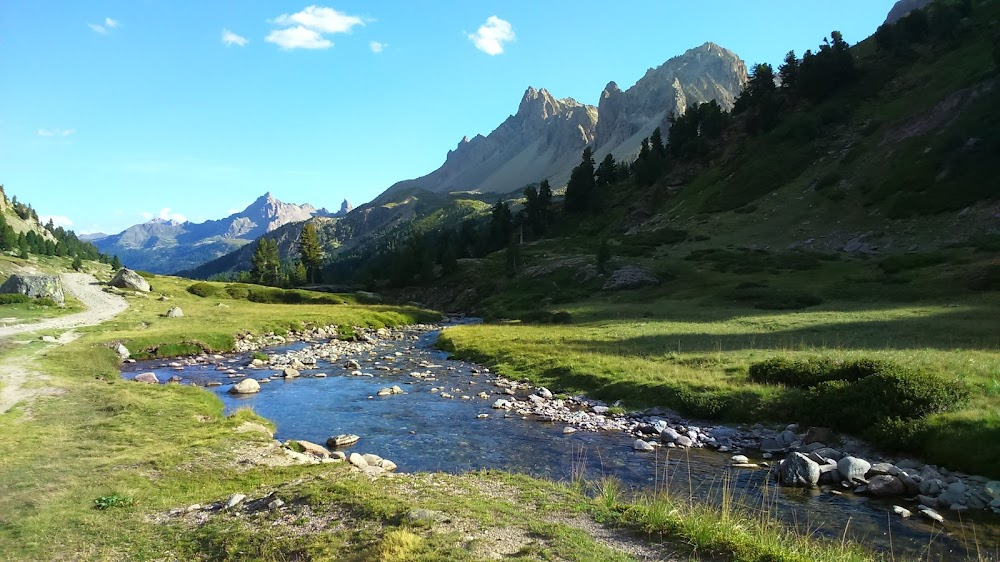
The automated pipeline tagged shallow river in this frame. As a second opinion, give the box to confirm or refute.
[123,326,999,561]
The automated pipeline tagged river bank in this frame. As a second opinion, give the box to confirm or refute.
[123,320,1000,559]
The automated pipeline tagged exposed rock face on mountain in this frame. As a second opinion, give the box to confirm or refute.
[95,193,326,274]
[594,42,747,161]
[885,0,934,25]
[379,42,746,197]
[339,199,353,215]
[382,87,598,198]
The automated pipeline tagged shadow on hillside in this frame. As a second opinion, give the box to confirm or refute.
[559,306,1000,354]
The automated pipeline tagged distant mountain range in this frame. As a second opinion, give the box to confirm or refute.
[95,193,351,273]
[381,42,746,199]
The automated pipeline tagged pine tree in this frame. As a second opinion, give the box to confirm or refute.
[488,201,514,253]
[111,255,122,270]
[297,222,324,284]
[779,50,800,92]
[564,147,596,212]
[72,255,83,271]
[537,180,553,227]
[251,239,281,286]
[595,154,617,188]
[291,261,308,286]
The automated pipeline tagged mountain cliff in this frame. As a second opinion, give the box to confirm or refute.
[95,193,332,273]
[380,42,746,198]
[594,42,747,161]
[381,87,598,199]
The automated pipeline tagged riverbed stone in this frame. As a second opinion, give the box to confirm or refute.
[732,455,750,464]
[224,493,246,510]
[919,479,942,496]
[537,387,553,400]
[919,507,945,524]
[985,481,1000,500]
[867,475,906,497]
[295,440,330,458]
[779,452,821,487]
[282,367,300,378]
[228,378,260,394]
[675,435,693,448]
[660,427,681,443]
[937,482,968,507]
[893,505,912,518]
[867,463,895,477]
[327,434,359,448]
[633,439,655,452]
[838,456,872,484]
[133,372,159,384]
[348,453,367,468]
[803,427,835,445]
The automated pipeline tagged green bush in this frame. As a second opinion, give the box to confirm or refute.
[187,282,221,298]
[35,297,58,307]
[749,357,906,388]
[803,369,969,433]
[0,294,32,305]
[93,494,135,510]
[224,284,250,300]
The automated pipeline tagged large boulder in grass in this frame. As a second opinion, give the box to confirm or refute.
[110,268,150,292]
[0,274,65,305]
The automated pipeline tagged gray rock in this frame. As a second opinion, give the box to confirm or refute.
[838,456,872,484]
[282,367,300,378]
[761,438,785,453]
[780,430,798,445]
[779,452,821,487]
[406,509,450,525]
[937,482,968,507]
[675,435,693,448]
[731,455,750,465]
[0,274,65,305]
[348,453,368,468]
[133,372,159,384]
[985,481,1000,500]
[602,266,659,291]
[919,507,945,524]
[327,434,359,448]
[803,427,835,445]
[110,268,151,292]
[917,494,939,508]
[660,427,681,443]
[228,378,260,394]
[867,475,906,497]
[633,439,655,452]
[268,499,285,510]
[892,505,912,518]
[224,493,246,510]
[537,387,553,400]
[810,447,843,461]
[112,343,131,361]
[868,463,895,477]
[166,307,183,318]
[919,479,942,496]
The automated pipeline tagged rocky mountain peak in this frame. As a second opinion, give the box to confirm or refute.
[884,0,933,25]
[339,199,353,215]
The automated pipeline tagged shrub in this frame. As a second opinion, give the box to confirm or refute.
[750,357,907,388]
[35,297,58,307]
[803,369,969,433]
[187,282,220,298]
[93,494,134,510]
[0,294,31,305]
[224,284,250,300]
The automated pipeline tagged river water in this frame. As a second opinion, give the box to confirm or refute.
[122,326,999,561]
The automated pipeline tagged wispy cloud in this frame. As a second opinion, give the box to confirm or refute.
[38,128,76,137]
[267,5,365,50]
[266,26,332,50]
[88,17,119,35]
[41,215,73,228]
[369,40,385,53]
[141,208,187,223]
[222,28,249,47]
[468,16,515,56]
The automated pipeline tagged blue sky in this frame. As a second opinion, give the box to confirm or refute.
[0,1,896,235]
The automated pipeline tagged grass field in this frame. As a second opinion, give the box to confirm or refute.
[0,268,886,561]
[440,293,1000,479]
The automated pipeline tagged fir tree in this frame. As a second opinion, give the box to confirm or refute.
[564,147,596,212]
[297,222,324,284]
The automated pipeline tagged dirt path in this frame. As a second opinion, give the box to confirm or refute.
[0,273,128,415]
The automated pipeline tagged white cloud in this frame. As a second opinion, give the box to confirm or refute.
[222,28,249,47]
[273,6,364,34]
[88,17,118,34]
[41,215,73,228]
[38,128,75,137]
[266,26,332,50]
[468,16,515,56]
[369,40,385,53]
[142,208,187,223]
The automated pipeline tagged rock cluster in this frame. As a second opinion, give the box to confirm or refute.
[601,266,659,291]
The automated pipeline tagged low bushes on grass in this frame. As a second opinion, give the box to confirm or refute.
[0,294,32,305]
[187,282,221,298]
[748,357,896,388]
[224,284,250,299]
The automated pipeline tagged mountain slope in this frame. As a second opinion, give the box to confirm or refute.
[381,43,747,199]
[95,193,340,273]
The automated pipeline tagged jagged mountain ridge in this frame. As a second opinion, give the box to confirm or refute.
[96,193,350,273]
[381,42,747,198]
